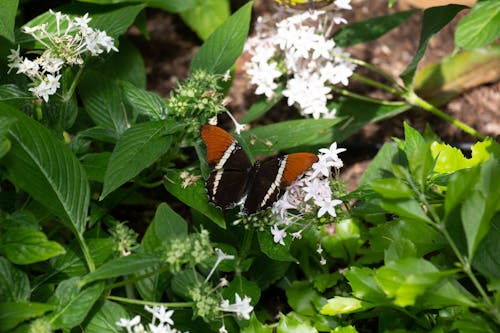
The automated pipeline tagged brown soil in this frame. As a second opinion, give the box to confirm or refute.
[127,0,499,191]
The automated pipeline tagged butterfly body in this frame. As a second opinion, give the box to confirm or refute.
[201,125,318,215]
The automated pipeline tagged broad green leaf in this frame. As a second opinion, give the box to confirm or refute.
[332,326,359,333]
[400,5,465,86]
[223,276,261,306]
[257,229,296,262]
[333,9,417,46]
[0,227,65,264]
[79,70,128,134]
[190,1,251,73]
[313,272,342,293]
[321,296,372,315]
[81,152,111,183]
[403,122,433,187]
[80,253,163,285]
[17,3,144,44]
[371,178,413,199]
[240,118,342,157]
[241,314,274,333]
[142,203,188,252]
[121,81,167,120]
[445,166,480,217]
[171,270,203,298]
[241,88,283,124]
[419,278,476,309]
[46,278,104,330]
[0,302,53,332]
[452,313,497,333]
[0,0,17,42]
[358,143,398,188]
[322,218,361,262]
[101,120,176,199]
[181,0,230,41]
[163,169,225,228]
[76,0,197,13]
[462,158,500,259]
[52,238,114,277]
[0,257,30,302]
[345,267,387,304]
[384,238,417,262]
[79,127,120,144]
[246,255,290,290]
[0,104,90,235]
[0,84,30,110]
[370,219,445,258]
[134,264,169,302]
[276,313,318,333]
[84,300,128,333]
[473,213,500,281]
[0,116,16,137]
[455,0,500,49]
[380,197,433,224]
[286,281,324,316]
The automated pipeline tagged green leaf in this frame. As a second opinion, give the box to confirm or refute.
[0,227,65,264]
[473,213,500,281]
[0,302,53,332]
[101,120,176,199]
[276,313,318,333]
[79,70,128,134]
[332,326,359,333]
[241,314,274,333]
[81,152,111,183]
[402,122,433,186]
[257,229,296,262]
[0,0,17,42]
[223,276,261,306]
[80,253,163,285]
[181,0,230,41]
[455,0,500,49]
[46,278,104,330]
[286,281,324,316]
[134,263,169,302]
[380,197,432,224]
[321,296,373,315]
[121,81,167,120]
[241,88,283,124]
[84,300,128,333]
[52,238,114,277]
[240,118,343,157]
[0,257,30,302]
[358,143,398,188]
[371,178,413,199]
[322,218,361,262]
[190,1,251,73]
[0,104,90,235]
[400,5,465,86]
[462,158,500,259]
[333,9,417,46]
[246,255,290,290]
[142,203,188,252]
[163,169,225,228]
[75,0,197,13]
[345,267,388,304]
[445,166,480,217]
[171,270,203,298]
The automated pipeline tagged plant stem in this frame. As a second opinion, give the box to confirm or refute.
[106,295,193,308]
[404,91,486,140]
[239,227,254,260]
[105,266,171,291]
[330,86,407,106]
[76,231,96,272]
[63,65,85,103]
[351,73,401,95]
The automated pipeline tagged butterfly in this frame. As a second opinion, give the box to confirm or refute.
[274,0,335,11]
[201,125,318,215]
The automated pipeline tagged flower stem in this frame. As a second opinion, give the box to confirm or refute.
[76,231,96,272]
[404,91,486,140]
[63,64,85,103]
[330,86,407,106]
[106,295,193,308]
[104,266,171,291]
[351,73,401,95]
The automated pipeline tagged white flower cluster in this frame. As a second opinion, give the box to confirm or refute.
[7,10,118,102]
[270,142,346,245]
[244,3,356,119]
[116,305,188,333]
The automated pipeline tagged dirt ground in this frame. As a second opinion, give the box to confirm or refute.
[127,0,499,191]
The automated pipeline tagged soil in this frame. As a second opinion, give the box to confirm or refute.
[127,0,499,191]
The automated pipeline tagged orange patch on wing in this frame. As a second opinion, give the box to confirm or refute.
[282,153,318,185]
[201,125,236,165]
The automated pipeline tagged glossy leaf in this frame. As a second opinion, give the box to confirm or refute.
[121,81,167,120]
[380,198,432,224]
[180,0,230,40]
[46,278,104,330]
[286,281,324,316]
[80,253,163,285]
[142,203,188,252]
[276,313,318,333]
[84,300,128,333]
[0,0,17,42]
[81,152,111,183]
[163,169,225,228]
[400,5,465,86]
[358,143,398,188]
[190,1,251,73]
[257,229,296,262]
[79,70,128,134]
[332,326,359,333]
[473,213,500,281]
[171,270,203,299]
[345,267,388,304]
[402,122,433,187]
[371,178,413,199]
[334,9,417,46]
[101,120,175,199]
[241,314,274,333]
[455,0,500,49]
[0,257,30,302]
[322,218,361,262]
[321,296,372,315]
[223,276,261,306]
[0,302,53,332]
[0,104,90,235]
[0,227,65,264]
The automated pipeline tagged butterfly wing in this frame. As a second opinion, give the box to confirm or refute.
[243,152,318,215]
[201,125,252,209]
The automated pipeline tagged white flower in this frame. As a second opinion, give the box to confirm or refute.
[219,294,253,320]
[17,58,39,78]
[219,324,228,333]
[320,257,327,265]
[335,0,352,10]
[116,316,141,333]
[317,243,323,254]
[74,13,92,28]
[317,198,342,218]
[271,224,286,245]
[318,142,346,168]
[145,305,174,326]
